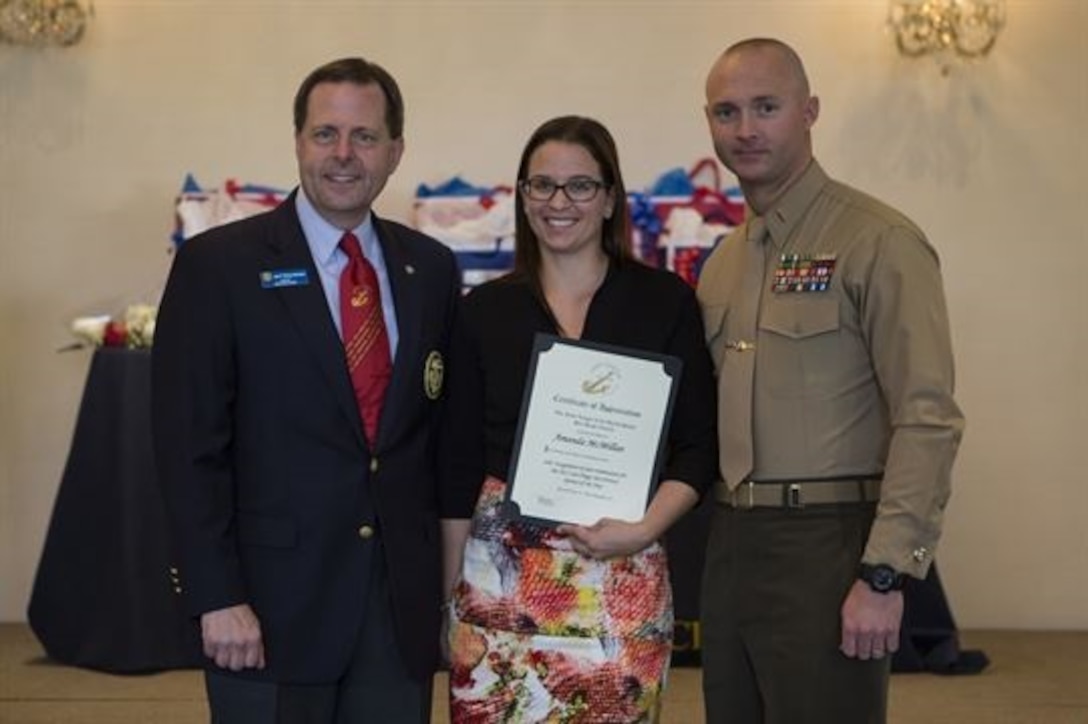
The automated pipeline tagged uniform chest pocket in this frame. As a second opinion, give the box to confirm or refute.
[757,298,848,397]
[759,297,840,340]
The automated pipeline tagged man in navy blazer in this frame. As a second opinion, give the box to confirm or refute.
[152,57,462,723]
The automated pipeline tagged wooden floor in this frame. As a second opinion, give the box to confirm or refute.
[1,624,1086,723]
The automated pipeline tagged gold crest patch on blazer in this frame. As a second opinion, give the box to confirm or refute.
[423,351,444,400]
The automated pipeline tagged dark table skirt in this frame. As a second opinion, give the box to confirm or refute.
[28,347,202,673]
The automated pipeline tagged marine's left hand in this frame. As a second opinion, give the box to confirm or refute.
[840,580,904,660]
[556,518,654,559]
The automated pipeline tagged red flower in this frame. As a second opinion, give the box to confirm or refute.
[518,549,579,626]
[450,689,517,724]
[533,650,644,722]
[621,638,669,686]
[102,320,128,347]
[603,556,666,634]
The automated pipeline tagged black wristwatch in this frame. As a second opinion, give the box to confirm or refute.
[858,563,906,594]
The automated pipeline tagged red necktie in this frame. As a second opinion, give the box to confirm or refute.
[339,231,392,444]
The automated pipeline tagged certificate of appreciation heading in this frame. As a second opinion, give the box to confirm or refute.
[505,334,681,526]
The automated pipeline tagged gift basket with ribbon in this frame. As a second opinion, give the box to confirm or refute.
[173,174,289,248]
[64,175,289,352]
[62,176,288,351]
[628,158,746,286]
[412,177,515,291]
[411,161,745,290]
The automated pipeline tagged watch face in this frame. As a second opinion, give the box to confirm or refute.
[871,566,896,592]
[861,563,902,593]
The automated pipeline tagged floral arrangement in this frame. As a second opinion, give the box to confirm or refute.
[70,304,157,349]
[62,176,282,351]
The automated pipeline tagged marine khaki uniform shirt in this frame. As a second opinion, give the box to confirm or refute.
[697,160,964,578]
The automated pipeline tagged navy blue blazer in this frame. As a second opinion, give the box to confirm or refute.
[152,192,460,683]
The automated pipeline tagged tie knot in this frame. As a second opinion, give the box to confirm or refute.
[747,217,768,245]
[339,231,364,261]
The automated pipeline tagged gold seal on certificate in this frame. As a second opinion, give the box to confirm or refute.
[504,333,682,526]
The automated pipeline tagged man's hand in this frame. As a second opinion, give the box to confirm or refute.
[840,580,904,660]
[201,604,266,671]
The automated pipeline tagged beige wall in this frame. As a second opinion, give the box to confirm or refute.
[1,0,1084,629]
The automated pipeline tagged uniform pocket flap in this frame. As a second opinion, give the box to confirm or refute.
[760,299,840,340]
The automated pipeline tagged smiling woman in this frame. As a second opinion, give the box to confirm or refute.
[440,116,718,723]
[0,8,1083,717]
[519,140,615,284]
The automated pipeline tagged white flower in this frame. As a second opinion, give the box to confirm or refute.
[124,304,158,348]
[70,315,111,346]
[68,304,158,348]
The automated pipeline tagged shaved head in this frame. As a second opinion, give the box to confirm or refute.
[707,38,811,101]
[703,37,819,212]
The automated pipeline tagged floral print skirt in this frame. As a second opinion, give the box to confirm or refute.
[449,477,673,723]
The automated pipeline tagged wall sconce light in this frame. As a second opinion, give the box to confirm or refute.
[0,0,91,47]
[888,0,1006,74]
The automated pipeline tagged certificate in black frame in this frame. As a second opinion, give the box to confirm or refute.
[503,332,682,527]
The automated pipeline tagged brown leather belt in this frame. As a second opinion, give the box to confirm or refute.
[715,477,882,509]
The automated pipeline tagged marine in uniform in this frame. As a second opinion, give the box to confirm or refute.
[696,38,965,723]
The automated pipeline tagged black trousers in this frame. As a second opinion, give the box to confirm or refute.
[204,556,432,724]
[700,502,889,724]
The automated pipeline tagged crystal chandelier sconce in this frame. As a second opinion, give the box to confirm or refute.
[888,0,1006,73]
[0,0,91,46]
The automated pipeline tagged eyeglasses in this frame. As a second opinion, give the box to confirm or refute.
[519,175,608,203]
